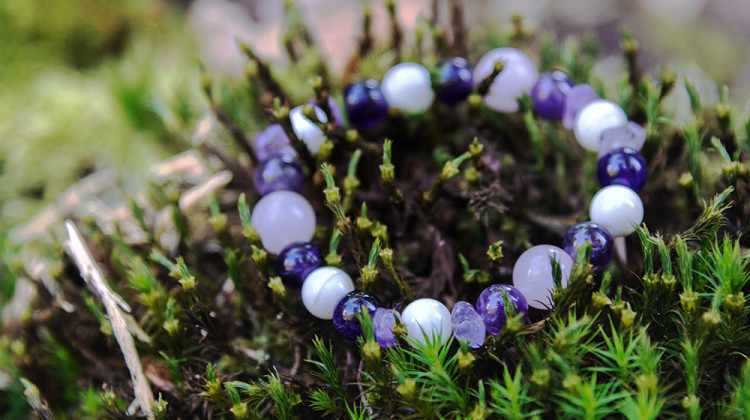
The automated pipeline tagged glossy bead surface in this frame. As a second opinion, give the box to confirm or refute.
[574,99,628,152]
[253,154,305,196]
[290,105,328,155]
[473,47,538,113]
[301,266,355,319]
[562,222,614,272]
[250,191,315,254]
[599,122,647,157]
[381,63,435,113]
[562,84,599,130]
[436,57,474,105]
[451,301,485,348]
[254,124,296,162]
[310,97,344,127]
[476,284,529,335]
[512,245,574,310]
[373,308,399,348]
[333,291,381,341]
[401,298,452,346]
[531,71,572,120]
[597,147,648,192]
[275,242,324,289]
[344,79,388,130]
[590,185,644,237]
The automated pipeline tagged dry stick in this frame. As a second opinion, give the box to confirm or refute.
[386,0,404,60]
[449,0,468,58]
[358,4,373,58]
[213,104,259,167]
[274,106,316,172]
[239,42,290,106]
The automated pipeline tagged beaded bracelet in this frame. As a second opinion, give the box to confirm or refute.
[247,46,648,349]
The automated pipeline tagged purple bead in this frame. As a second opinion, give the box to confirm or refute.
[599,122,647,157]
[531,71,572,120]
[275,242,324,289]
[436,57,474,106]
[451,301,485,348]
[253,124,297,162]
[476,284,529,335]
[597,147,648,192]
[332,291,381,341]
[344,79,388,130]
[562,222,614,273]
[373,308,398,348]
[253,154,305,196]
[562,84,599,130]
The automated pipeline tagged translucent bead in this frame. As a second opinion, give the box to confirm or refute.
[598,122,647,158]
[253,154,305,196]
[450,301,485,348]
[332,291,381,341]
[562,222,614,273]
[381,63,435,114]
[473,47,538,113]
[436,57,474,106]
[476,284,529,335]
[254,124,296,162]
[373,308,399,348]
[562,84,599,130]
[531,71,572,120]
[276,242,324,289]
[290,105,328,155]
[590,185,644,237]
[344,79,388,130]
[250,190,316,254]
[597,147,648,192]
[574,100,628,152]
[512,245,574,310]
[301,266,354,320]
[401,298,452,346]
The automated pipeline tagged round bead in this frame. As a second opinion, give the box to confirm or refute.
[332,291,381,341]
[344,79,388,130]
[309,97,344,127]
[531,71,572,120]
[451,301,485,348]
[473,47,538,113]
[301,266,355,320]
[476,284,529,335]
[512,245,574,310]
[290,105,329,155]
[435,57,474,106]
[597,147,648,192]
[562,84,599,130]
[589,185,644,237]
[381,63,435,113]
[373,308,399,348]
[275,242,324,289]
[562,222,614,273]
[253,154,305,196]
[250,190,316,254]
[254,124,296,162]
[574,99,628,152]
[401,298,452,346]
[599,122,647,157]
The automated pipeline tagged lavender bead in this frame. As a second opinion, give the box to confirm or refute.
[597,147,648,192]
[474,48,538,113]
[250,191,316,254]
[531,71,572,120]
[513,245,574,310]
[436,57,474,106]
[275,242,323,289]
[562,84,599,130]
[562,222,614,273]
[451,301,485,348]
[373,308,398,348]
[254,124,297,162]
[476,284,529,335]
[332,291,381,341]
[344,79,388,130]
[599,122,647,157]
[253,154,305,196]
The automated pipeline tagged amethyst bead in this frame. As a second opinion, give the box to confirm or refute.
[253,154,305,196]
[476,284,529,335]
[344,79,388,130]
[275,242,324,289]
[451,301,485,348]
[531,71,572,120]
[373,308,399,348]
[597,147,648,192]
[253,124,296,162]
[332,291,381,341]
[436,57,474,106]
[562,84,599,130]
[562,222,614,273]
[599,122,647,157]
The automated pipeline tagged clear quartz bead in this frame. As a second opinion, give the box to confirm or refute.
[381,63,435,114]
[250,190,316,254]
[512,245,574,310]
[598,122,647,157]
[589,185,644,237]
[574,100,628,152]
[401,298,452,346]
[289,105,328,155]
[301,266,354,320]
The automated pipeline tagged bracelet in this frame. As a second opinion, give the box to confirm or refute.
[247,46,648,349]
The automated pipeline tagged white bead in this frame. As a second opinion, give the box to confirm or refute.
[301,266,355,319]
[401,298,452,346]
[573,99,628,152]
[290,105,328,155]
[250,190,316,254]
[473,48,538,113]
[512,245,574,310]
[590,185,644,237]
[381,63,435,114]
